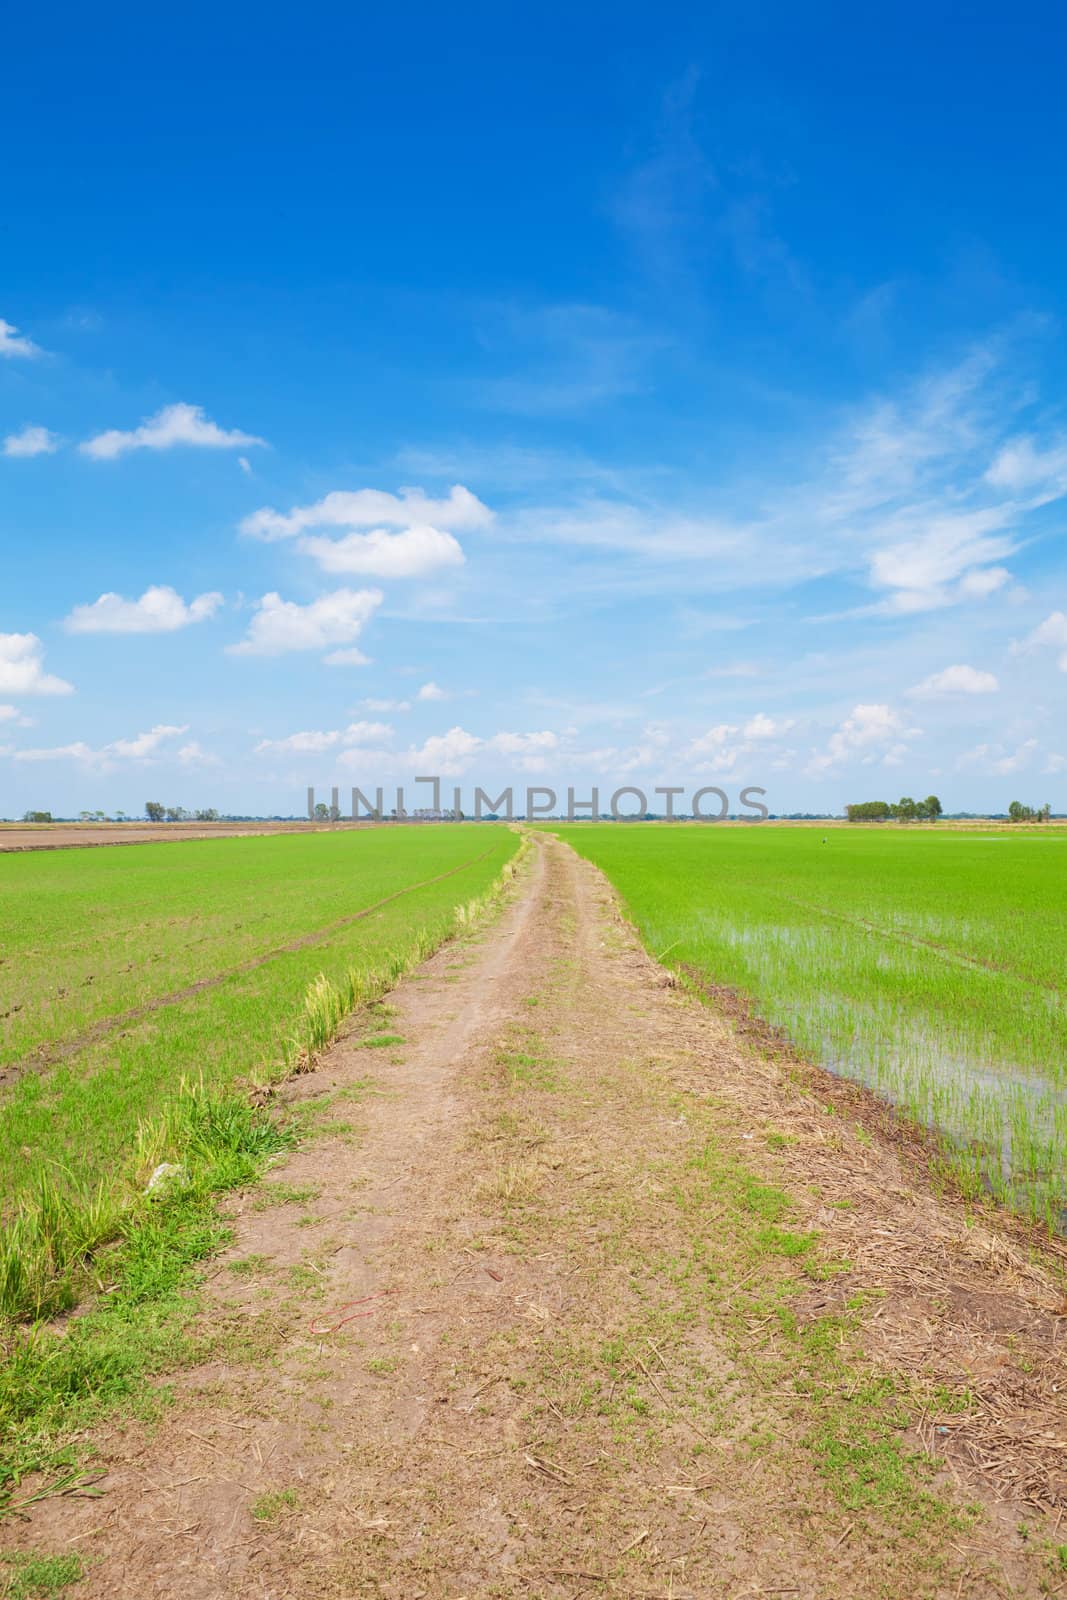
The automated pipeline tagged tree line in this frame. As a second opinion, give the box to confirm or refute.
[1007,800,1052,823]
[845,796,943,822]
[145,802,219,822]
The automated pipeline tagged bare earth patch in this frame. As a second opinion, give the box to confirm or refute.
[6,835,1067,1597]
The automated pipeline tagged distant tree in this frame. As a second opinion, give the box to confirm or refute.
[916,794,942,821]
[194,807,219,822]
[845,800,891,822]
[23,809,52,823]
[145,800,165,822]
[165,805,188,822]
[891,796,919,822]
[314,802,331,820]
[1008,799,1034,823]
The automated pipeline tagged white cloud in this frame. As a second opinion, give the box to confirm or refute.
[254,720,393,756]
[986,435,1067,497]
[228,588,382,657]
[417,680,447,702]
[108,724,189,759]
[301,524,465,579]
[362,697,411,712]
[1015,611,1067,671]
[323,647,371,667]
[14,742,96,764]
[958,738,1038,777]
[0,318,43,359]
[743,712,794,740]
[237,456,252,476]
[0,705,32,727]
[866,508,1017,615]
[808,703,919,775]
[0,633,74,696]
[255,729,341,755]
[487,729,560,772]
[14,723,189,768]
[407,726,483,776]
[909,664,999,698]
[177,741,220,768]
[81,403,266,460]
[64,585,224,635]
[3,425,59,458]
[240,483,493,542]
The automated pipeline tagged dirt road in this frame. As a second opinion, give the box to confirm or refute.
[9,835,1067,1597]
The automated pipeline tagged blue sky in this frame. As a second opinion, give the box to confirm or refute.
[2,2,1066,816]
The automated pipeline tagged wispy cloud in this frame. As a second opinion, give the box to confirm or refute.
[241,484,491,541]
[14,723,189,768]
[0,318,44,359]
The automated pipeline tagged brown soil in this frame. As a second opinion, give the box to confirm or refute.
[6,835,1067,1598]
[0,821,374,853]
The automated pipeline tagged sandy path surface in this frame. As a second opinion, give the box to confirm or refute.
[9,835,1067,1598]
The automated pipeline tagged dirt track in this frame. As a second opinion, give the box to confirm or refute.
[8,835,1067,1597]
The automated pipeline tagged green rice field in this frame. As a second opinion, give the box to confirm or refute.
[0,826,518,1218]
[554,823,1067,1229]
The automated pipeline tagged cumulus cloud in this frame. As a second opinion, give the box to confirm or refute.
[228,588,382,657]
[808,703,919,775]
[3,425,59,458]
[417,681,448,701]
[301,524,465,579]
[240,484,492,542]
[64,585,224,635]
[81,403,266,460]
[405,726,483,776]
[909,664,999,698]
[0,633,74,696]
[0,318,43,359]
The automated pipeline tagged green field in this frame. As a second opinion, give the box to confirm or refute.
[0,826,519,1316]
[553,824,1067,1228]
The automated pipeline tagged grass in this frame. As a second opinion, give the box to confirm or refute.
[0,827,520,1319]
[251,1487,298,1522]
[0,827,518,1209]
[0,829,528,1514]
[553,823,1067,1228]
[1,1552,83,1598]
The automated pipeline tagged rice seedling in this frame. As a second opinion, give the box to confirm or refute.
[554,824,1067,1228]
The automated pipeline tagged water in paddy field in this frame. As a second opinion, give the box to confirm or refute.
[701,918,1067,1232]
